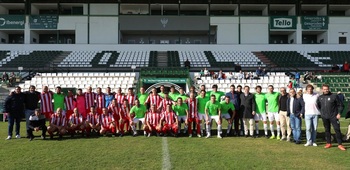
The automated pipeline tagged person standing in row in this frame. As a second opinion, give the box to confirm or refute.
[23,85,40,138]
[303,85,320,147]
[287,89,304,144]
[240,86,256,138]
[265,85,281,140]
[4,86,25,140]
[317,84,346,151]
[279,87,291,141]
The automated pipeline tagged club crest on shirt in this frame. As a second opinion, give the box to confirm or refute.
[328,98,330,100]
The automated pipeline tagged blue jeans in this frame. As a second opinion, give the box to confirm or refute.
[25,109,35,133]
[305,114,318,143]
[290,114,301,142]
[8,115,21,136]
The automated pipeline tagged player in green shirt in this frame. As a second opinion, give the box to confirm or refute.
[53,86,65,111]
[205,95,222,138]
[265,85,281,140]
[137,87,149,105]
[158,85,165,98]
[200,84,211,98]
[210,84,225,102]
[220,96,236,136]
[130,99,147,136]
[254,86,268,138]
[172,97,189,134]
[169,85,179,101]
[197,90,209,136]
[177,88,189,101]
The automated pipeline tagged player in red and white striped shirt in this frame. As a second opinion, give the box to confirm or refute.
[126,87,137,108]
[115,87,125,109]
[118,99,131,137]
[95,87,105,115]
[145,87,162,111]
[161,104,179,137]
[47,108,67,140]
[108,99,120,134]
[186,93,201,137]
[144,104,162,137]
[85,106,101,137]
[41,86,54,119]
[100,107,116,136]
[84,86,97,114]
[158,92,174,112]
[64,89,75,121]
[68,108,85,137]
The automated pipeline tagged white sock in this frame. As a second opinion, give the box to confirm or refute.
[227,124,232,134]
[263,124,268,135]
[184,125,188,133]
[218,125,222,136]
[143,131,146,135]
[131,125,136,133]
[255,123,259,135]
[206,124,210,136]
[270,124,275,136]
[277,125,281,137]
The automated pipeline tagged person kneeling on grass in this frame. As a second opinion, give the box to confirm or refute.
[129,99,147,137]
[144,104,162,137]
[161,104,179,137]
[85,106,101,137]
[27,108,47,141]
[100,107,116,137]
[205,95,222,139]
[48,108,67,140]
[220,96,236,137]
[68,108,85,137]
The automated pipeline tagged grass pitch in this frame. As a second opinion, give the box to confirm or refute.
[0,120,350,170]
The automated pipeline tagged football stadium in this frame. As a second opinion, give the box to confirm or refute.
[1,0,350,169]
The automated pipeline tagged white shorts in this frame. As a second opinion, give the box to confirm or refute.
[131,118,145,124]
[268,112,280,122]
[221,113,231,120]
[198,113,206,120]
[208,115,220,124]
[178,116,187,122]
[254,113,267,121]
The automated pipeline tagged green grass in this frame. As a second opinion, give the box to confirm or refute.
[1,120,350,170]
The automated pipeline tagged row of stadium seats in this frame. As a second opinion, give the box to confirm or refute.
[197,72,291,93]
[311,72,350,100]
[1,51,61,68]
[179,51,210,68]
[210,51,266,67]
[1,50,350,69]
[19,72,137,92]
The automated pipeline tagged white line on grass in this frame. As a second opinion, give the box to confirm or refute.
[162,137,171,170]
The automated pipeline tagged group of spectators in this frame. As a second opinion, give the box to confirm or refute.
[1,72,16,86]
[199,67,268,81]
[331,61,350,72]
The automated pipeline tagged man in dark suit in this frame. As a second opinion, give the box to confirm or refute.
[240,86,256,138]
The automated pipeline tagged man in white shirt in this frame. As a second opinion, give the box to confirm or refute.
[302,84,320,146]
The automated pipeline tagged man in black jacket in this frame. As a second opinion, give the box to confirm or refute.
[27,109,47,141]
[23,85,40,138]
[4,86,25,140]
[316,84,346,151]
[240,86,256,138]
